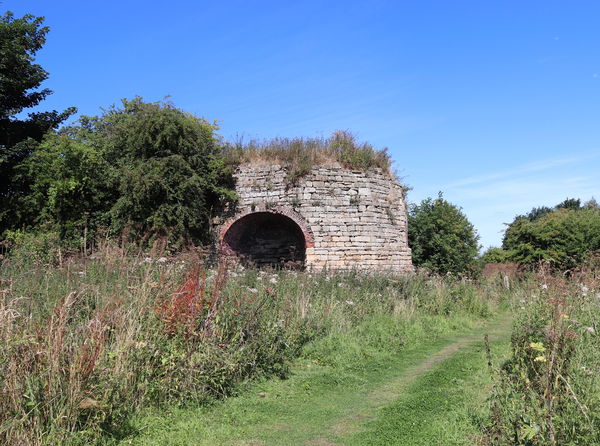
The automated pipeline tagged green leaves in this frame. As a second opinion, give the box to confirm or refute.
[408,194,479,275]
[502,201,600,269]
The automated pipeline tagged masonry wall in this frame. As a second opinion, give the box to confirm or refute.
[220,163,413,272]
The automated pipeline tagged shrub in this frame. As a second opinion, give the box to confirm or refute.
[408,193,480,275]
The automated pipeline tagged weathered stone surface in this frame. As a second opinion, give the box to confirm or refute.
[219,164,413,272]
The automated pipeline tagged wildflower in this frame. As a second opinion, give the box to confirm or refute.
[529,342,546,352]
[143,257,153,264]
[157,257,168,263]
[560,313,569,319]
[247,287,258,294]
[345,300,354,305]
[534,356,547,362]
[586,326,595,334]
[269,276,278,284]
[540,284,548,290]
[579,284,589,296]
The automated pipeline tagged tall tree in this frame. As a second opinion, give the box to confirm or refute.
[0,11,75,231]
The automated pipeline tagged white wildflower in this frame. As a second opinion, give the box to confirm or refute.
[269,276,278,284]
[540,284,548,290]
[579,284,589,296]
[143,257,153,264]
[345,300,354,305]
[586,326,595,334]
[157,257,168,263]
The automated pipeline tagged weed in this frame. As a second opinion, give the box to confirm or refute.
[224,131,393,183]
[484,262,600,445]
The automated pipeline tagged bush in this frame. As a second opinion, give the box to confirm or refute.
[3,228,62,265]
[503,205,600,270]
[408,193,480,275]
[4,98,237,251]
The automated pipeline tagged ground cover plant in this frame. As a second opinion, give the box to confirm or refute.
[0,241,510,446]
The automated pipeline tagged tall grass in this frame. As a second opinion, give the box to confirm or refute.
[224,131,393,183]
[0,244,508,445]
[485,260,600,445]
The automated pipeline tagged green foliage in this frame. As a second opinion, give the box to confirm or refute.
[480,247,514,264]
[408,193,480,275]
[0,250,505,445]
[0,11,75,232]
[225,131,392,183]
[15,134,114,242]
[502,202,600,269]
[3,228,61,265]
[97,98,236,247]
[3,97,236,251]
[486,271,600,445]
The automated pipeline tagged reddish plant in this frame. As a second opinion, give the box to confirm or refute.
[155,265,209,337]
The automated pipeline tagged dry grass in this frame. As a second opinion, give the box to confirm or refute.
[224,131,393,182]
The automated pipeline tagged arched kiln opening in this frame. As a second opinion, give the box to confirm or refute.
[222,212,306,269]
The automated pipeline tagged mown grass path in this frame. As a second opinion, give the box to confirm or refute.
[116,316,512,446]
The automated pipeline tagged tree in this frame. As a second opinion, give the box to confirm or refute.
[502,205,600,269]
[80,98,235,248]
[408,193,479,274]
[10,98,236,251]
[0,11,75,232]
[15,133,114,244]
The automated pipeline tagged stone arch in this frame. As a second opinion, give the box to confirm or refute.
[220,207,314,269]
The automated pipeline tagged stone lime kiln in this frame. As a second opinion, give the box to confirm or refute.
[219,161,413,272]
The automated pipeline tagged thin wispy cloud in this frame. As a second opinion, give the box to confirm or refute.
[444,153,600,189]
[440,153,600,249]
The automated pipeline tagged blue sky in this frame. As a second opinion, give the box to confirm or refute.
[6,0,600,249]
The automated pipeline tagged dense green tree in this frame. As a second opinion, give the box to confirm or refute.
[10,98,236,250]
[408,193,480,275]
[81,98,235,248]
[502,205,600,269]
[15,134,114,243]
[0,11,75,232]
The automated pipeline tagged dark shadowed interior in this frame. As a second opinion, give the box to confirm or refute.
[222,212,306,269]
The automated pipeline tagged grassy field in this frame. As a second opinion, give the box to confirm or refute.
[111,315,513,446]
[1,244,599,445]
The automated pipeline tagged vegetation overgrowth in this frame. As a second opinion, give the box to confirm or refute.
[484,258,600,445]
[223,130,393,183]
[482,198,600,270]
[1,243,506,446]
[408,193,480,275]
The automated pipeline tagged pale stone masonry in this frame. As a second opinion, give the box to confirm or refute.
[219,162,413,272]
